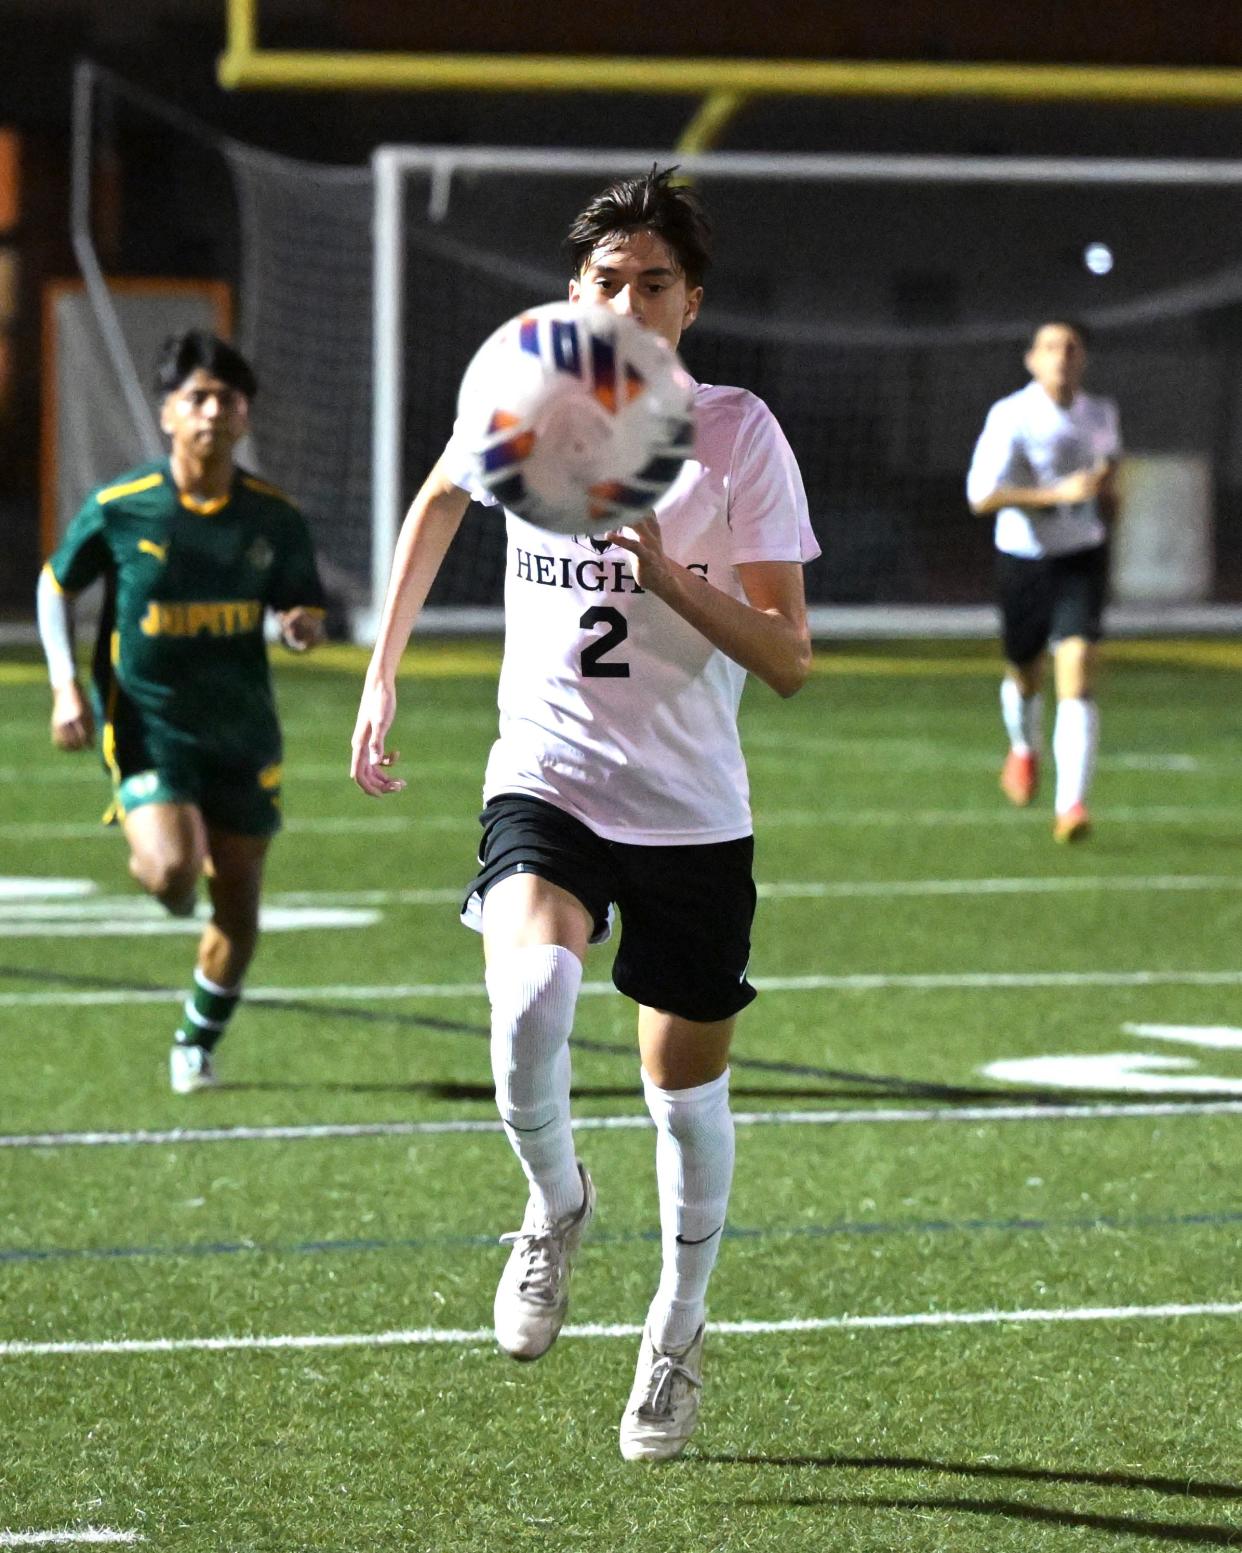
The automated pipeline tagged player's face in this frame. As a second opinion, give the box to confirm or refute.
[569,228,702,350]
[1025,324,1087,401]
[160,368,250,459]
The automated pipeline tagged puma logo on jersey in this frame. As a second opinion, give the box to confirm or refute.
[138,539,168,562]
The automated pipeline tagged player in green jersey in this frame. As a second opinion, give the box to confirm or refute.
[36,331,326,1093]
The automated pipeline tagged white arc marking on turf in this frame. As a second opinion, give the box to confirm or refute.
[0,1535,142,1547]
[5,968,1242,1008]
[1122,1023,1242,1049]
[983,1053,1242,1095]
[2,1301,1239,1360]
[4,1098,1242,1150]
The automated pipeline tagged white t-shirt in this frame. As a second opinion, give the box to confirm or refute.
[443,381,820,845]
[966,380,1122,559]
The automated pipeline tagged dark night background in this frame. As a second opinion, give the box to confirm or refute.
[5,1,1242,610]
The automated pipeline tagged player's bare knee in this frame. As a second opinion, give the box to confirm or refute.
[130,848,198,905]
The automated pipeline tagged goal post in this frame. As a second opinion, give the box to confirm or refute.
[367,144,1242,635]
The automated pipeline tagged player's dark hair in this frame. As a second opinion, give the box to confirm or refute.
[565,166,713,289]
[1031,318,1091,349]
[155,330,258,399]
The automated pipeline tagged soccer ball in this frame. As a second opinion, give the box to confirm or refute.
[455,300,696,536]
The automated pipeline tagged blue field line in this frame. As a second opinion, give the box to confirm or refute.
[3,1204,1240,1269]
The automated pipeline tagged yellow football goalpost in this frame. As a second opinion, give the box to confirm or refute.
[218,0,1242,150]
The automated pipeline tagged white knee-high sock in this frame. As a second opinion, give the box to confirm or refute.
[642,1067,735,1352]
[1053,696,1099,812]
[486,945,583,1223]
[1000,679,1043,755]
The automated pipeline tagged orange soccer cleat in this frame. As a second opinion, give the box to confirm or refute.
[1000,750,1039,807]
[1053,803,1091,844]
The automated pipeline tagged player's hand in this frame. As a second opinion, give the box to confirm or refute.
[278,607,325,652]
[1054,464,1109,504]
[605,513,673,596]
[50,682,94,752]
[350,677,406,796]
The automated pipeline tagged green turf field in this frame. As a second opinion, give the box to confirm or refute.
[2,637,1240,1552]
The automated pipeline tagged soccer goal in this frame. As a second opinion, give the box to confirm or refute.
[69,66,1242,635]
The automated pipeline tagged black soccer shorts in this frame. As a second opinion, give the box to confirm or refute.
[996,542,1109,668]
[463,793,758,1024]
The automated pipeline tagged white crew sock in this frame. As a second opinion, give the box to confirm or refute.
[1053,696,1099,812]
[642,1067,735,1352]
[1000,679,1043,756]
[486,944,583,1223]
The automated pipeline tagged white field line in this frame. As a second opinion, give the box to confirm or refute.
[3,875,1237,939]
[3,805,1239,842]
[0,878,97,899]
[2,875,1235,919]
[4,968,1242,1010]
[0,1535,142,1548]
[756,805,1242,828]
[5,1098,1242,1150]
[0,907,378,938]
[3,1301,1240,1360]
[262,874,1242,907]
[1122,1022,1242,1049]
[0,816,438,841]
[0,751,1205,781]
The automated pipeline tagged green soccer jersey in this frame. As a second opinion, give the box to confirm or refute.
[47,460,325,769]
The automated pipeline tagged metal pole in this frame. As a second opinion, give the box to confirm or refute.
[69,59,162,457]
[368,146,406,641]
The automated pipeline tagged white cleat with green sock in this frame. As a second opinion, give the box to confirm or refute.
[169,1042,216,1094]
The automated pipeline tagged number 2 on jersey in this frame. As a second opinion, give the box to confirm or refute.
[579,606,629,678]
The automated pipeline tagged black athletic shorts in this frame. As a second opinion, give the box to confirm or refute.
[996,543,1109,668]
[463,793,758,1024]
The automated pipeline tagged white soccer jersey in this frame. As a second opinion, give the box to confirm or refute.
[444,381,819,845]
[966,381,1122,559]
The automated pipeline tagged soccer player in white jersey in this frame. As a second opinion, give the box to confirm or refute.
[351,168,818,1461]
[967,320,1121,842]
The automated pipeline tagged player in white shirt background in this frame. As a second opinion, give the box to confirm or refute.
[966,320,1122,842]
[351,168,819,1461]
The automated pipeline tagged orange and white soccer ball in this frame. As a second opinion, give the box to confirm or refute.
[455,301,696,536]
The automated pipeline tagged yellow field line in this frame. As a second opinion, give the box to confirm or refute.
[4,638,1238,688]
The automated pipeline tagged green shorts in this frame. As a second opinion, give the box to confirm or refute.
[103,703,283,838]
[113,758,283,837]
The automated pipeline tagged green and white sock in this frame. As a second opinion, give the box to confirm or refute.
[175,968,241,1054]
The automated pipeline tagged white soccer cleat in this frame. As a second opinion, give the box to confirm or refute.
[493,1162,595,1361]
[619,1323,705,1463]
[169,1042,216,1095]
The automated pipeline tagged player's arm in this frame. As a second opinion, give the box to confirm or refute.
[36,565,95,750]
[966,405,1109,515]
[608,517,811,698]
[969,466,1112,516]
[267,503,328,652]
[351,456,472,795]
